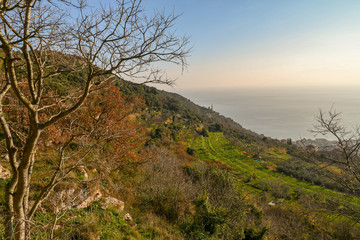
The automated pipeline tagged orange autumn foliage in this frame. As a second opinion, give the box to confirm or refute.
[43,83,146,167]
[4,80,145,172]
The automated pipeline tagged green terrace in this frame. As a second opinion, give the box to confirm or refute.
[188,132,360,208]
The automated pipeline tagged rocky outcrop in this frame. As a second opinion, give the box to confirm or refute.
[75,189,102,209]
[49,183,126,214]
[0,164,11,180]
[50,183,79,211]
[49,183,102,211]
[100,196,125,211]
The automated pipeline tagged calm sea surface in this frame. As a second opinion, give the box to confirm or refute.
[178,86,360,140]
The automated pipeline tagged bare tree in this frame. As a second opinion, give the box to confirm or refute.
[0,0,189,239]
[312,109,360,222]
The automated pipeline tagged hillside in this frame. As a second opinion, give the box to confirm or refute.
[1,80,360,239]
[115,81,360,239]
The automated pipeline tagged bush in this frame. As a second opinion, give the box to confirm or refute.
[186,147,195,156]
[269,179,291,199]
[244,227,267,240]
[183,163,251,239]
[136,149,194,223]
[208,123,224,132]
[181,192,226,239]
[266,179,291,199]
[136,153,264,240]
[199,128,209,137]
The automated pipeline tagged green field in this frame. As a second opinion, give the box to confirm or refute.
[189,132,360,206]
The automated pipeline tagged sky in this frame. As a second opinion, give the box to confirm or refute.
[87,0,360,90]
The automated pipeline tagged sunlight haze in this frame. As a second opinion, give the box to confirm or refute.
[140,0,360,89]
[87,0,360,89]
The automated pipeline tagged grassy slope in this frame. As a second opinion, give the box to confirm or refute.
[188,132,360,237]
[190,132,360,203]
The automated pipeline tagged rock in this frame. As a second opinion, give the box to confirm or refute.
[100,197,124,211]
[75,189,102,209]
[53,186,78,211]
[0,164,11,180]
[50,183,102,211]
[124,212,132,222]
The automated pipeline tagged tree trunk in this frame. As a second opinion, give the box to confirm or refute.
[5,180,15,240]
[24,154,35,239]
[13,200,25,240]
[14,164,30,240]
[4,149,18,240]
[13,129,40,240]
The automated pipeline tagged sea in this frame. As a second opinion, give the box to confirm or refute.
[178,86,360,140]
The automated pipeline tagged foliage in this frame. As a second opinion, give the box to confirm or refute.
[181,192,226,239]
[208,123,224,133]
[2,31,360,239]
[182,164,252,240]
[0,83,146,239]
[136,149,194,223]
[243,228,267,240]
[276,158,348,193]
[188,132,360,239]
[0,0,189,238]
[106,81,360,239]
[30,204,140,240]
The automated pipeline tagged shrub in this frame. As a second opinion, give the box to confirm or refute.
[183,163,251,239]
[186,147,195,156]
[244,227,267,240]
[136,149,194,223]
[208,123,224,132]
[181,192,226,239]
[268,179,291,199]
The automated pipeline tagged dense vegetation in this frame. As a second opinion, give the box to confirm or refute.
[1,79,360,239]
[118,82,360,239]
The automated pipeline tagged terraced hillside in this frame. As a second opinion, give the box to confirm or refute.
[190,133,350,196]
[188,132,360,239]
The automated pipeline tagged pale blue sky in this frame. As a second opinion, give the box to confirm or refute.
[87,0,360,90]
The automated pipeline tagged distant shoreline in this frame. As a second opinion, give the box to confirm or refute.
[177,86,360,140]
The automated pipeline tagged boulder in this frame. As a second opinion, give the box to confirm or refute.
[100,196,124,211]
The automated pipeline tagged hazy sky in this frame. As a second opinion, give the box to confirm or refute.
[88,0,360,90]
